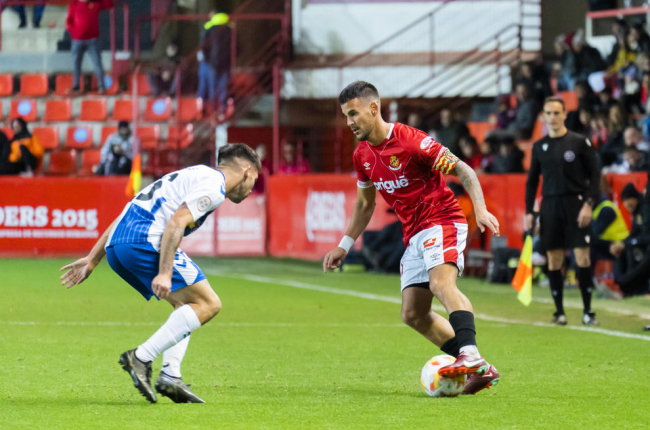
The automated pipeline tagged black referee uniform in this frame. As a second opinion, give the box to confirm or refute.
[525,130,600,323]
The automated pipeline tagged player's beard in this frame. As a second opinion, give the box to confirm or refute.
[228,182,249,203]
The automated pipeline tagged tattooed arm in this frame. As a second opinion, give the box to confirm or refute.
[451,160,500,236]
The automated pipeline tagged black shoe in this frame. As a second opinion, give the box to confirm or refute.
[155,372,205,403]
[582,312,599,326]
[118,349,157,403]
[552,313,567,326]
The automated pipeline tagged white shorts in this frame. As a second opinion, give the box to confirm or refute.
[399,223,468,291]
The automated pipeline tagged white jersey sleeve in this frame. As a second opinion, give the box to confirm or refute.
[184,170,226,222]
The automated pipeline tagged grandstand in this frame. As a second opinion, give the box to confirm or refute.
[1,0,650,427]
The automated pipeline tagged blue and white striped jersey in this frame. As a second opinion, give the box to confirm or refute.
[106,165,226,252]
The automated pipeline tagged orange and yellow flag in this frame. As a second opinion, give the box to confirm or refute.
[125,154,142,199]
[511,235,533,306]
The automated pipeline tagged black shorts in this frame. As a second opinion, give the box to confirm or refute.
[539,195,591,252]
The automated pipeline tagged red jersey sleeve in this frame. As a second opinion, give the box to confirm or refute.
[353,148,373,188]
[416,134,460,175]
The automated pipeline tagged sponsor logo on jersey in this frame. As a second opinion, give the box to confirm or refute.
[305,191,346,242]
[423,238,437,248]
[420,137,435,152]
[373,176,409,194]
[388,156,402,171]
[197,196,212,212]
[364,162,371,170]
[564,150,575,162]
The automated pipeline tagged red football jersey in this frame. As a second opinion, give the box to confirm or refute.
[353,122,466,246]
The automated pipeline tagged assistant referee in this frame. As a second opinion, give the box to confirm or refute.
[525,97,600,326]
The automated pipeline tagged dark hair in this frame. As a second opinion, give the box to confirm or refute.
[338,81,380,104]
[622,145,640,154]
[218,143,261,171]
[118,121,130,129]
[621,182,641,200]
[543,97,566,111]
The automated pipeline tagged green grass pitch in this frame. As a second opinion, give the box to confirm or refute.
[1,257,649,429]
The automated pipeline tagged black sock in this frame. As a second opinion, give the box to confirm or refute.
[576,266,593,314]
[440,337,460,358]
[448,311,476,349]
[548,270,565,315]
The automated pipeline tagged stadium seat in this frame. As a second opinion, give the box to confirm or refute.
[166,124,194,149]
[55,74,84,96]
[137,125,160,149]
[79,149,102,176]
[65,126,94,149]
[0,74,14,96]
[144,97,172,122]
[467,122,495,143]
[558,91,579,111]
[127,74,152,96]
[91,74,120,95]
[9,99,38,121]
[79,98,108,121]
[530,120,546,142]
[112,99,135,121]
[178,97,204,122]
[0,127,13,140]
[46,149,77,175]
[32,126,60,150]
[19,73,48,97]
[44,99,72,122]
[101,126,118,145]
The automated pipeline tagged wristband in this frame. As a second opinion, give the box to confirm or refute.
[338,235,354,252]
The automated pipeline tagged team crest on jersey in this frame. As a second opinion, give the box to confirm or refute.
[420,137,435,152]
[197,196,212,212]
[388,156,402,171]
[542,143,548,151]
[564,150,575,162]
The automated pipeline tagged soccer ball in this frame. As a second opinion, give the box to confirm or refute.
[420,355,466,397]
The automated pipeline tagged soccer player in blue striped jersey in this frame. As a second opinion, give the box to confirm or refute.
[60,143,260,404]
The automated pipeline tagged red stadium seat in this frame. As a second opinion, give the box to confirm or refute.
[0,74,14,96]
[127,74,152,96]
[137,125,160,149]
[558,91,579,111]
[0,127,13,140]
[144,97,172,122]
[19,73,48,97]
[65,126,94,149]
[112,99,135,121]
[44,99,72,122]
[166,124,194,149]
[47,149,77,175]
[9,99,38,121]
[55,74,84,96]
[79,98,108,121]
[101,126,118,145]
[178,97,203,122]
[91,74,120,95]
[32,126,60,150]
[467,122,495,144]
[79,149,102,176]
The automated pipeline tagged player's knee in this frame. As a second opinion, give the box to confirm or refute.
[401,307,427,328]
[206,295,222,317]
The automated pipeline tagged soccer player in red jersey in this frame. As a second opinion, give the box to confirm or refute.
[323,81,501,394]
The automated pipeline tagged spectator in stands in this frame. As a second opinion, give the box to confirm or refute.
[607,28,636,78]
[555,35,577,90]
[495,95,516,129]
[601,104,628,165]
[484,136,524,174]
[590,112,609,148]
[0,118,43,176]
[567,106,594,135]
[66,0,114,94]
[200,10,232,116]
[597,87,617,113]
[95,121,133,176]
[507,82,539,139]
[0,1,45,28]
[622,65,643,113]
[252,144,270,193]
[629,24,650,54]
[147,42,180,98]
[458,135,482,170]
[611,181,650,296]
[624,126,650,151]
[572,30,607,81]
[519,62,552,105]
[278,142,310,175]
[432,109,468,155]
[622,146,649,171]
[575,80,601,109]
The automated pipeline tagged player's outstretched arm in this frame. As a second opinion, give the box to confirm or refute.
[451,160,500,236]
[152,203,194,299]
[60,219,117,288]
[323,185,376,272]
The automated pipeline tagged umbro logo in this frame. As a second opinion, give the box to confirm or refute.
[364,162,371,170]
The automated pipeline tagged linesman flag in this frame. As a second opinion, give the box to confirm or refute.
[511,235,533,306]
[125,154,142,198]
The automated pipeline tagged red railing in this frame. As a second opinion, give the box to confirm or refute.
[0,0,129,69]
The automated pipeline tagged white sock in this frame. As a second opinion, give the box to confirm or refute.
[459,345,480,357]
[135,305,201,363]
[161,335,190,378]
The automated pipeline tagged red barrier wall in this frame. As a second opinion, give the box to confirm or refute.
[0,177,130,256]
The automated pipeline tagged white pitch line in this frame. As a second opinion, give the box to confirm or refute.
[206,270,650,342]
[0,320,407,328]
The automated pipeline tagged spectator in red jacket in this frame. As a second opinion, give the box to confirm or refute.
[66,0,113,93]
